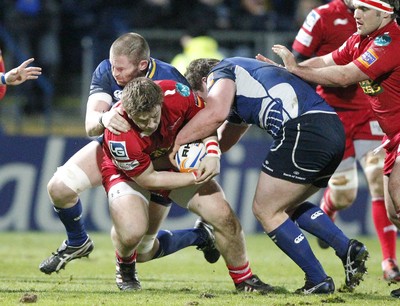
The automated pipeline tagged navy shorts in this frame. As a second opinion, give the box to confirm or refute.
[262,113,345,187]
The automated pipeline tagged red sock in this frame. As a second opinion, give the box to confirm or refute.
[372,198,397,260]
[116,250,137,264]
[228,261,253,284]
[320,188,337,221]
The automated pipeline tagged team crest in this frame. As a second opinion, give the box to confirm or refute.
[176,83,190,97]
[374,34,391,47]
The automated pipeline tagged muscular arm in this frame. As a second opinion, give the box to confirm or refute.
[272,45,369,87]
[85,93,130,137]
[175,79,236,147]
[218,121,251,153]
[133,162,196,190]
[85,94,111,137]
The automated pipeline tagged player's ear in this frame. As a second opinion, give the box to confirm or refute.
[139,60,149,72]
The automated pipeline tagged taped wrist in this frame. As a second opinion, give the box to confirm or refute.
[205,140,221,158]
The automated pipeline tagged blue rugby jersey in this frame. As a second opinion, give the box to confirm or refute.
[207,57,335,138]
[89,57,190,106]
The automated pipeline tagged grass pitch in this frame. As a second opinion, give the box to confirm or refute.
[0,232,398,305]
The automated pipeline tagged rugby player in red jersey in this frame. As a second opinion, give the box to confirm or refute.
[290,0,399,282]
[101,77,274,292]
[270,0,400,298]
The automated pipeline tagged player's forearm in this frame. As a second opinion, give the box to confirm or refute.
[291,65,352,87]
[85,111,106,137]
[176,110,224,147]
[135,171,196,190]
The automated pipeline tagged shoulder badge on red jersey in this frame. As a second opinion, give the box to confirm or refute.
[357,48,378,68]
[176,82,190,97]
[374,34,391,47]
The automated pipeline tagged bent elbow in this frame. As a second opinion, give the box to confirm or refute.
[336,75,356,87]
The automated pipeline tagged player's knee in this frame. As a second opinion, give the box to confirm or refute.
[328,167,358,207]
[47,175,77,206]
[252,198,266,222]
[136,234,158,262]
[48,164,92,205]
[121,230,147,250]
[330,188,357,208]
[364,163,384,196]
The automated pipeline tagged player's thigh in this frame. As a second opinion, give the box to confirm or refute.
[169,180,233,223]
[66,140,103,186]
[146,201,171,235]
[253,171,318,215]
[108,182,150,237]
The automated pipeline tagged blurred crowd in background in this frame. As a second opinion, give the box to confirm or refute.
[0,0,329,117]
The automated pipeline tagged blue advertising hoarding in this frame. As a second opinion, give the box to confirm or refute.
[0,133,373,236]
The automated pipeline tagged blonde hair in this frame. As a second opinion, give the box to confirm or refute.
[110,33,150,64]
[122,77,163,117]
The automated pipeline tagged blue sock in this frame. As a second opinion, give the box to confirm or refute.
[268,218,326,284]
[153,228,206,259]
[291,202,349,258]
[55,199,88,246]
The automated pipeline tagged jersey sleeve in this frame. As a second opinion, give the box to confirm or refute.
[331,38,355,65]
[292,9,323,57]
[89,60,114,97]
[353,41,400,81]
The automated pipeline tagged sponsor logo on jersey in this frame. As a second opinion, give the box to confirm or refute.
[176,83,190,97]
[369,120,384,136]
[114,89,123,101]
[374,34,391,46]
[333,18,349,26]
[359,79,383,96]
[295,28,313,47]
[109,141,129,160]
[115,160,140,171]
[357,48,378,68]
[303,10,321,32]
[164,89,176,97]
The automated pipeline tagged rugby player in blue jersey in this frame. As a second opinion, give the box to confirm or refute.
[174,57,369,294]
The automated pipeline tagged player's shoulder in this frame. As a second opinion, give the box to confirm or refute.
[150,57,177,74]
[156,80,192,97]
[95,59,111,74]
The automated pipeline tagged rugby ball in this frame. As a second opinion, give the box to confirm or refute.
[175,142,206,173]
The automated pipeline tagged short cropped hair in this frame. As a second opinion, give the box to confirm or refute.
[184,58,220,91]
[110,33,150,64]
[122,77,163,117]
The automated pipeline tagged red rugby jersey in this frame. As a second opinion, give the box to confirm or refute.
[292,0,368,110]
[332,21,400,139]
